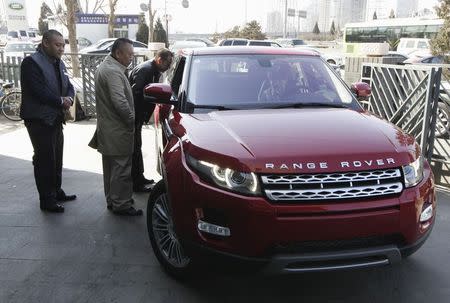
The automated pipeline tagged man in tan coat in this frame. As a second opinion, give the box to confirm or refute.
[89,38,142,216]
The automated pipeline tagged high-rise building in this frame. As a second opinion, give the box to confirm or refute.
[266,11,283,37]
[317,0,366,34]
[396,0,419,17]
[365,0,418,20]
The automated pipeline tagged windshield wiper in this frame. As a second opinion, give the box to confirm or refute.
[270,102,349,109]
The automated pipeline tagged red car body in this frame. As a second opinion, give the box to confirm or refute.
[146,47,436,274]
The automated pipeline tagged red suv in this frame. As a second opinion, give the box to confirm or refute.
[144,47,436,277]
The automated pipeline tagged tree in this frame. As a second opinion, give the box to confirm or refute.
[79,0,107,14]
[240,20,266,40]
[136,13,149,44]
[313,22,320,34]
[64,0,80,77]
[38,2,53,35]
[224,25,241,38]
[389,9,395,18]
[153,18,167,46]
[147,1,157,43]
[108,0,119,38]
[373,11,377,20]
[430,0,450,59]
[330,20,336,36]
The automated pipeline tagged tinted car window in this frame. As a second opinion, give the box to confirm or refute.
[223,40,232,46]
[7,31,18,38]
[249,41,270,46]
[292,39,306,46]
[187,55,355,109]
[233,40,247,46]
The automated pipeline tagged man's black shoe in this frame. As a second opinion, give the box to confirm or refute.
[40,203,64,213]
[142,178,154,185]
[133,183,153,193]
[107,199,134,210]
[112,206,143,216]
[56,190,77,202]
[57,194,77,202]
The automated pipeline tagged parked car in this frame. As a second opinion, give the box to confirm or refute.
[170,40,208,54]
[186,37,215,47]
[64,37,92,52]
[143,46,436,278]
[3,41,36,58]
[79,38,150,57]
[218,38,282,47]
[276,38,307,47]
[397,38,430,56]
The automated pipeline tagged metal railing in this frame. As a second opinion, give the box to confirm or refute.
[0,51,147,119]
[361,62,450,189]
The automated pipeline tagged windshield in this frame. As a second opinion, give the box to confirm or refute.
[187,54,357,110]
[5,43,36,52]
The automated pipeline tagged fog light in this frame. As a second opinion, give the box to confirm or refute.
[198,220,230,237]
[420,204,433,223]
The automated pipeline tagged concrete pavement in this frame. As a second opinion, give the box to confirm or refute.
[1,117,450,303]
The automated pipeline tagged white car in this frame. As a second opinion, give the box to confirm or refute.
[79,38,150,57]
[3,41,36,58]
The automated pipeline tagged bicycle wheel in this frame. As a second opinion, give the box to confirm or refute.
[1,91,22,121]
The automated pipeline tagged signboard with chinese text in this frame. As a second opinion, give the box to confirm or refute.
[76,14,140,25]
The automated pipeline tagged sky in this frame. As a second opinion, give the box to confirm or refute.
[25,0,440,33]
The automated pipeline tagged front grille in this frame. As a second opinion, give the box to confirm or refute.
[271,234,405,254]
[261,168,403,201]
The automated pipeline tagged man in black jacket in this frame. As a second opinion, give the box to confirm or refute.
[20,29,76,213]
[128,48,173,192]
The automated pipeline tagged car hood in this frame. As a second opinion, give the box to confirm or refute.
[180,108,418,173]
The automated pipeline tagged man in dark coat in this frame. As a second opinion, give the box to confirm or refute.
[128,48,173,192]
[20,29,76,213]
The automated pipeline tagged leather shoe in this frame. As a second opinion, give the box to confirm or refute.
[40,203,64,213]
[56,189,77,202]
[142,178,154,185]
[57,194,77,202]
[133,183,153,193]
[107,199,134,210]
[112,206,143,216]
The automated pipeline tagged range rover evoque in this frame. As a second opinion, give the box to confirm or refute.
[144,47,436,278]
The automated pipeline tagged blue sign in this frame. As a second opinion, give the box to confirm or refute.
[76,14,139,25]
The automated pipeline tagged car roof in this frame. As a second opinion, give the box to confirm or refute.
[184,46,321,56]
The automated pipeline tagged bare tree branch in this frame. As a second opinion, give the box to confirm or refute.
[92,0,107,14]
[108,0,119,38]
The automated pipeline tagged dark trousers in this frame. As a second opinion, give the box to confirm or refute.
[25,121,63,206]
[131,119,145,185]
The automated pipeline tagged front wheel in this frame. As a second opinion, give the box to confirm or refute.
[1,91,22,121]
[147,181,195,279]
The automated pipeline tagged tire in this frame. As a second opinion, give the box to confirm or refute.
[435,102,450,137]
[1,91,22,121]
[147,181,195,279]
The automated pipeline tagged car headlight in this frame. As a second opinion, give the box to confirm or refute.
[186,155,260,195]
[402,155,424,188]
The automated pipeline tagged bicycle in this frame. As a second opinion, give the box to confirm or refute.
[0,82,22,121]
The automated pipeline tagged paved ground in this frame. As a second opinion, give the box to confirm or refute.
[1,116,450,303]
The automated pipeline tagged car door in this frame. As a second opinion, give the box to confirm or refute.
[155,55,186,174]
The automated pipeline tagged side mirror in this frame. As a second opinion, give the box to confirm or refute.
[144,83,176,105]
[351,82,372,101]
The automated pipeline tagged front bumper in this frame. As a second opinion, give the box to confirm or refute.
[185,225,432,273]
[166,157,436,273]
